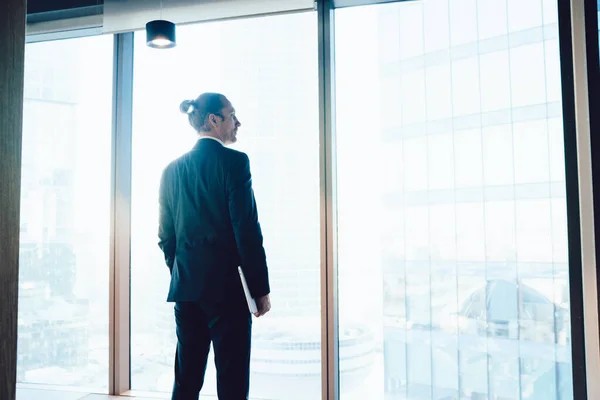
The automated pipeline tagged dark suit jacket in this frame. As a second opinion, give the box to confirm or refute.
[158,138,270,310]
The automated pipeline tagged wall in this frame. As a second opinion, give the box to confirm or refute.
[0,0,26,400]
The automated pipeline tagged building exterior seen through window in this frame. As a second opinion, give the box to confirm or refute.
[18,36,113,390]
[336,2,574,399]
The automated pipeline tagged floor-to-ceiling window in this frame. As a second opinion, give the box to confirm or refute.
[129,11,321,400]
[335,1,573,399]
[15,1,599,399]
[17,35,114,391]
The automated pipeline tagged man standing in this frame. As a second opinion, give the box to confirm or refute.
[158,92,271,400]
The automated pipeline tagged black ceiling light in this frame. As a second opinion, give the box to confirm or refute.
[146,19,176,49]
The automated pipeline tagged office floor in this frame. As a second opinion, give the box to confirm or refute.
[16,388,166,400]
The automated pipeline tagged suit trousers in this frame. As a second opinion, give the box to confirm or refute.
[171,301,252,400]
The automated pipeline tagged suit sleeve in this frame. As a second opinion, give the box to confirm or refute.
[158,167,176,272]
[226,152,270,298]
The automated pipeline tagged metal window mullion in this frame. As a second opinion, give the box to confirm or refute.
[569,0,600,395]
[109,32,134,396]
[558,0,600,398]
[571,0,600,396]
[318,1,339,400]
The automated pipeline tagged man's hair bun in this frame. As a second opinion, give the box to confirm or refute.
[179,99,195,114]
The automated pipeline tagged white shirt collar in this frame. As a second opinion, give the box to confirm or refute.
[198,135,224,146]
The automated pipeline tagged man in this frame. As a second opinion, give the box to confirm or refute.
[158,92,271,400]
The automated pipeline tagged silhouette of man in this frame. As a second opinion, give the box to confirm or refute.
[158,93,271,400]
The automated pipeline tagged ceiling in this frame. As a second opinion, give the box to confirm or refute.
[27,0,102,15]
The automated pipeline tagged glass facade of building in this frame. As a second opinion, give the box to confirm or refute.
[336,2,573,399]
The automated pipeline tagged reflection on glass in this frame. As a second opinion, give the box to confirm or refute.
[130,12,320,399]
[17,36,113,390]
[335,2,572,399]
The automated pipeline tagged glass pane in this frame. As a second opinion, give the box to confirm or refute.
[130,12,320,399]
[18,35,113,391]
[335,2,572,400]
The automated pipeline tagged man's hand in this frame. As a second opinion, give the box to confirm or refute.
[254,294,271,317]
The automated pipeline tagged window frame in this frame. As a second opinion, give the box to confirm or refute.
[17,0,597,399]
